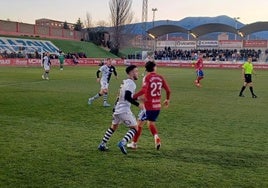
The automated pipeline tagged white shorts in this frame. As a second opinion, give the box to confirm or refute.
[112,112,137,127]
[44,65,50,71]
[100,80,109,90]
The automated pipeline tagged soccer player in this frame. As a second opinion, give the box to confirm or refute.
[88,58,118,107]
[41,52,51,80]
[58,51,65,70]
[98,65,144,155]
[127,61,171,150]
[194,53,204,87]
[239,56,257,98]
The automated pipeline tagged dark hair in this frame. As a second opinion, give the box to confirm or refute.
[145,61,156,72]
[126,65,137,74]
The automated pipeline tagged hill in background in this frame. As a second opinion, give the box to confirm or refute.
[51,39,117,58]
[124,15,268,39]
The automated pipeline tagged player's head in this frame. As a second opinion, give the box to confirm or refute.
[248,56,252,62]
[145,61,156,72]
[126,65,138,80]
[106,58,112,66]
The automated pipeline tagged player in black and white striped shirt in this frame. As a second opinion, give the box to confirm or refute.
[98,65,144,155]
[88,58,118,107]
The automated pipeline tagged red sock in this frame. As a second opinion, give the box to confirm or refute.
[133,126,142,142]
[149,122,158,136]
[198,76,203,82]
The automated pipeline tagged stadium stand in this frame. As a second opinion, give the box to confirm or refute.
[128,48,267,62]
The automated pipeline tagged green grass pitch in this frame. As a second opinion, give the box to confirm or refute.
[0,66,267,187]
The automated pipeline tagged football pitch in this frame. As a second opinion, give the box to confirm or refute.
[0,66,267,187]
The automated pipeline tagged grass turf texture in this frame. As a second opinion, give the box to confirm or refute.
[0,66,267,187]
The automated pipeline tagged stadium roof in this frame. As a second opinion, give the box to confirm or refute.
[239,22,268,37]
[147,25,188,38]
[190,23,237,38]
[147,22,268,39]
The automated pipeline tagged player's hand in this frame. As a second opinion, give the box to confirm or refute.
[96,78,100,82]
[138,103,145,110]
[163,99,170,108]
[137,96,146,102]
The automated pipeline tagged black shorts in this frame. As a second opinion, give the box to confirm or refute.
[244,74,252,83]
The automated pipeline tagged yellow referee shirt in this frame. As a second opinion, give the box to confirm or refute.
[242,62,253,74]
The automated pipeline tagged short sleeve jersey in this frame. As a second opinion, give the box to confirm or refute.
[113,79,136,114]
[99,65,116,83]
[195,58,203,70]
[135,72,170,110]
[242,62,253,74]
[58,54,65,63]
[43,56,50,67]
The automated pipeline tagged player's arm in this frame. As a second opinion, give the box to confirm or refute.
[241,66,245,79]
[133,78,148,100]
[125,90,143,109]
[162,78,171,107]
[41,57,44,67]
[113,66,118,78]
[252,68,257,76]
[133,89,145,100]
[96,70,101,82]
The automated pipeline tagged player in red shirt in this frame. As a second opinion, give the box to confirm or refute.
[194,53,204,87]
[127,61,171,150]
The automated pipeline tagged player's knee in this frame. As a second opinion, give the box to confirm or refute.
[111,124,118,130]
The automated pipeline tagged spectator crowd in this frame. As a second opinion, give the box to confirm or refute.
[1,47,268,63]
[128,47,268,62]
[0,50,87,61]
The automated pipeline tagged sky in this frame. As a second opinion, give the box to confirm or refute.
[1,0,268,25]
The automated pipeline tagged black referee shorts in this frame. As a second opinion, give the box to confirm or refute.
[244,74,252,83]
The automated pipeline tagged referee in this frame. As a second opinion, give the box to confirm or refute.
[239,56,257,98]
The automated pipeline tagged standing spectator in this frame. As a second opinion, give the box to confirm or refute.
[127,61,171,150]
[239,56,257,98]
[58,51,65,70]
[42,52,51,80]
[194,53,204,87]
[98,65,144,155]
[88,58,118,107]
[72,54,78,65]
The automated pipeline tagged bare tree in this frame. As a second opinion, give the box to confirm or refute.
[109,0,133,55]
[84,12,93,28]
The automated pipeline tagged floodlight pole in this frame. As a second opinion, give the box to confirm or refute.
[152,8,157,51]
[234,17,240,40]
[152,8,157,27]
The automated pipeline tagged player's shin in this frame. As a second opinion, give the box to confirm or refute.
[148,122,158,136]
[103,93,108,102]
[121,128,137,145]
[101,127,115,144]
[133,125,143,143]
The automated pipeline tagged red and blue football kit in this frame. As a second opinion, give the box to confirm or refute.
[195,57,204,77]
[134,72,171,121]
